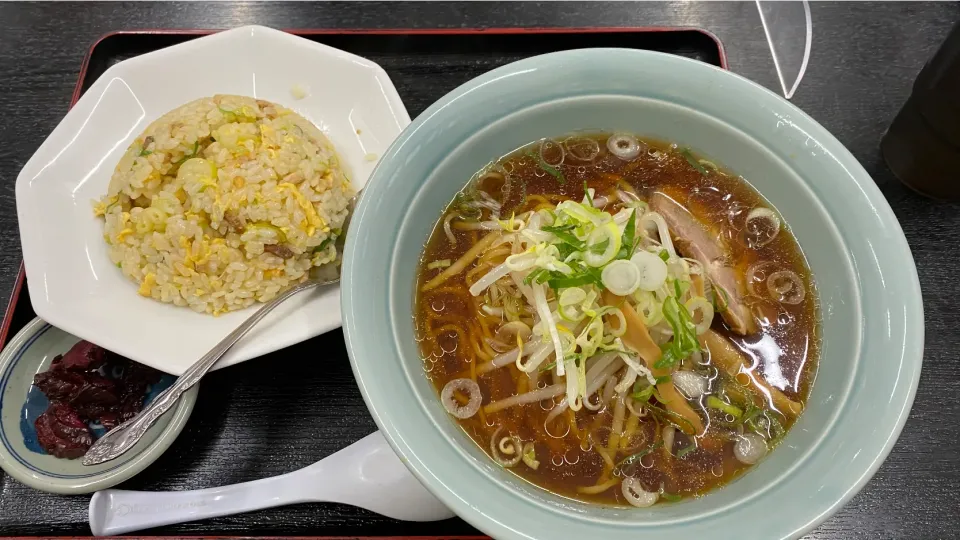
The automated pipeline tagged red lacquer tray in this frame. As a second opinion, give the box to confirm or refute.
[0,27,725,537]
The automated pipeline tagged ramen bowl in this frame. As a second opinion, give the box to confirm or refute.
[342,49,922,539]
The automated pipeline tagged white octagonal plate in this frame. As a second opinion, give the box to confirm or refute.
[15,26,410,374]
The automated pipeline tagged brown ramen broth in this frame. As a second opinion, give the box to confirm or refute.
[414,132,819,506]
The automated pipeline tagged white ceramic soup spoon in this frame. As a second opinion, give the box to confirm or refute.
[88,431,453,535]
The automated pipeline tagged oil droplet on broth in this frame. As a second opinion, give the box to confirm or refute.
[438,332,458,354]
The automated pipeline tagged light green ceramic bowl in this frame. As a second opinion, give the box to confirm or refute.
[0,317,197,494]
[342,49,923,540]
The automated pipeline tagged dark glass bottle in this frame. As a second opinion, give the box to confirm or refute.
[881,22,960,201]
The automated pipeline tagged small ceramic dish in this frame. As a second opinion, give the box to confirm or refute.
[0,317,197,494]
[16,25,410,375]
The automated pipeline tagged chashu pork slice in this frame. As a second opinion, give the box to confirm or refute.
[649,189,758,335]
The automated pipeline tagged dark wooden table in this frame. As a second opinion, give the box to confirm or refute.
[0,2,958,538]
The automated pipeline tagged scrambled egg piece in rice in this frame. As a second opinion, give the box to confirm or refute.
[95,94,354,315]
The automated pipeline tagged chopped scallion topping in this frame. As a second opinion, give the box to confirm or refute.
[616,209,637,260]
[617,440,663,469]
[542,224,575,234]
[680,147,709,176]
[589,238,610,255]
[524,268,550,285]
[654,292,700,370]
[676,444,697,459]
[525,150,566,184]
[313,236,335,253]
[706,395,743,418]
[427,259,452,270]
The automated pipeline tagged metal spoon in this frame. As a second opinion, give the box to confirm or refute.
[88,431,454,535]
[82,194,358,466]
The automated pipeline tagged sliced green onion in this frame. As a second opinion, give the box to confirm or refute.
[706,395,743,418]
[313,236,335,253]
[583,181,594,206]
[711,284,731,312]
[768,413,787,445]
[617,440,663,469]
[556,200,607,226]
[584,222,621,267]
[427,259,452,270]
[174,141,201,166]
[644,402,698,435]
[616,209,637,260]
[523,268,549,285]
[740,404,765,428]
[631,384,655,403]
[551,230,586,251]
[652,388,671,404]
[542,223,575,234]
[558,304,585,323]
[630,250,668,291]
[522,442,539,470]
[546,267,603,290]
[589,238,610,255]
[660,492,682,502]
[673,278,686,298]
[685,296,714,334]
[497,212,521,232]
[654,294,700,370]
[559,287,587,306]
[601,259,641,296]
[680,147,709,175]
[676,444,697,459]
[525,150,566,183]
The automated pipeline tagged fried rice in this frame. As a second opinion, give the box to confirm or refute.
[94,94,353,315]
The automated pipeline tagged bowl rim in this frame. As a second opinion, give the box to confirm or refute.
[342,47,923,539]
[0,317,198,494]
